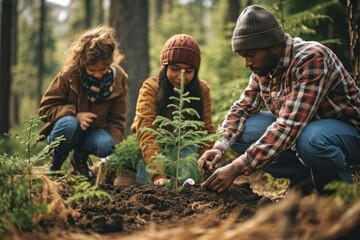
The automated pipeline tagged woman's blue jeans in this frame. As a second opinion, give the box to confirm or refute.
[136,145,199,186]
[230,112,360,193]
[48,116,115,159]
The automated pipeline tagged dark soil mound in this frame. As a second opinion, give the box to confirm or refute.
[39,181,263,234]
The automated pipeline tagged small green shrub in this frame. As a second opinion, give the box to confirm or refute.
[105,134,141,173]
[0,116,112,235]
[0,116,61,234]
[325,181,360,205]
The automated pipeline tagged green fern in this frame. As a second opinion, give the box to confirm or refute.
[67,176,113,204]
[141,69,220,191]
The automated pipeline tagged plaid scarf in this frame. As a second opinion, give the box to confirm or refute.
[81,68,114,102]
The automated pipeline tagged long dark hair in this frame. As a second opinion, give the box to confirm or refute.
[156,66,204,120]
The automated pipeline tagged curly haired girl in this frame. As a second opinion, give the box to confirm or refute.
[39,26,128,179]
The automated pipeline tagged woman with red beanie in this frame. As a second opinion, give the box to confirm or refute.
[131,34,215,186]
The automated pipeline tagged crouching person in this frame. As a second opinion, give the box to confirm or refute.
[38,26,127,179]
[198,5,360,195]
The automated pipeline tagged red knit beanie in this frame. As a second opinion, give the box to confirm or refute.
[160,34,201,71]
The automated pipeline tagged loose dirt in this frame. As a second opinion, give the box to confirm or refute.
[5,172,360,240]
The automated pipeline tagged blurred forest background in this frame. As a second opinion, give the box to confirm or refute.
[0,0,359,154]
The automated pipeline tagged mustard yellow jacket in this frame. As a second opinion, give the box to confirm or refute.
[38,65,128,144]
[131,76,215,180]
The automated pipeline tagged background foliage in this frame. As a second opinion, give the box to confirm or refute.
[0,0,352,152]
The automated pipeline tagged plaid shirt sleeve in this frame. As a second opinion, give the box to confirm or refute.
[213,75,264,152]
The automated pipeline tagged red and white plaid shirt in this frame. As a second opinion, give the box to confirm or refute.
[214,34,360,175]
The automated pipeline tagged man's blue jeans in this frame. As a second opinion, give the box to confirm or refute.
[48,116,115,159]
[231,112,360,193]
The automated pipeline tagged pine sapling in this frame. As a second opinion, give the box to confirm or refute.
[0,116,112,234]
[141,69,219,191]
[0,116,61,233]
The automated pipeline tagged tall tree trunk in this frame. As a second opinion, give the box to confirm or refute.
[97,0,104,24]
[37,0,45,105]
[347,0,360,87]
[109,0,150,135]
[10,0,19,125]
[155,0,163,22]
[0,0,14,134]
[10,95,19,125]
[85,0,92,27]
[227,0,240,23]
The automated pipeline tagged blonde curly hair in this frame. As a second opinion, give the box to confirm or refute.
[61,25,123,76]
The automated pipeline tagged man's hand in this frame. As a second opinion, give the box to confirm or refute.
[201,163,240,193]
[197,149,223,173]
[76,112,97,130]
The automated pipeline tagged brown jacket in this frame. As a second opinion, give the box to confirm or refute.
[131,76,215,180]
[38,65,128,143]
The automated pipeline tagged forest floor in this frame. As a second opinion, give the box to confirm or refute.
[5,169,360,240]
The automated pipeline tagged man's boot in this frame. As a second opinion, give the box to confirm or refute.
[71,151,94,179]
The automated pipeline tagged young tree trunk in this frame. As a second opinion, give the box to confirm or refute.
[37,0,45,105]
[155,0,163,23]
[227,0,240,23]
[0,0,15,134]
[10,94,20,125]
[347,0,360,87]
[109,0,150,135]
[10,0,19,125]
[96,0,104,24]
[85,0,92,27]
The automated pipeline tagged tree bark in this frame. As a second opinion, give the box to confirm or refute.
[0,0,14,134]
[97,0,104,24]
[10,0,19,125]
[37,0,45,105]
[85,0,92,28]
[109,0,150,135]
[347,0,360,87]
[155,0,163,22]
[227,0,240,23]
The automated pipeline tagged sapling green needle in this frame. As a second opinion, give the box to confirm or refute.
[141,69,220,192]
[0,116,112,234]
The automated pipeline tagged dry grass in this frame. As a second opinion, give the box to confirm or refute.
[6,191,360,240]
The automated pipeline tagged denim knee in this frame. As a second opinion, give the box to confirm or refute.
[83,129,115,157]
[48,116,80,143]
[296,132,345,170]
[97,138,115,157]
[296,121,351,169]
[231,112,275,153]
[296,119,356,184]
[296,135,324,168]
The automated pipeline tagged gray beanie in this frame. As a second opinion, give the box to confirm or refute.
[232,5,285,53]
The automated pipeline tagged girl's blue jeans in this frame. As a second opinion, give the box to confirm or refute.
[230,112,360,193]
[48,116,115,159]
